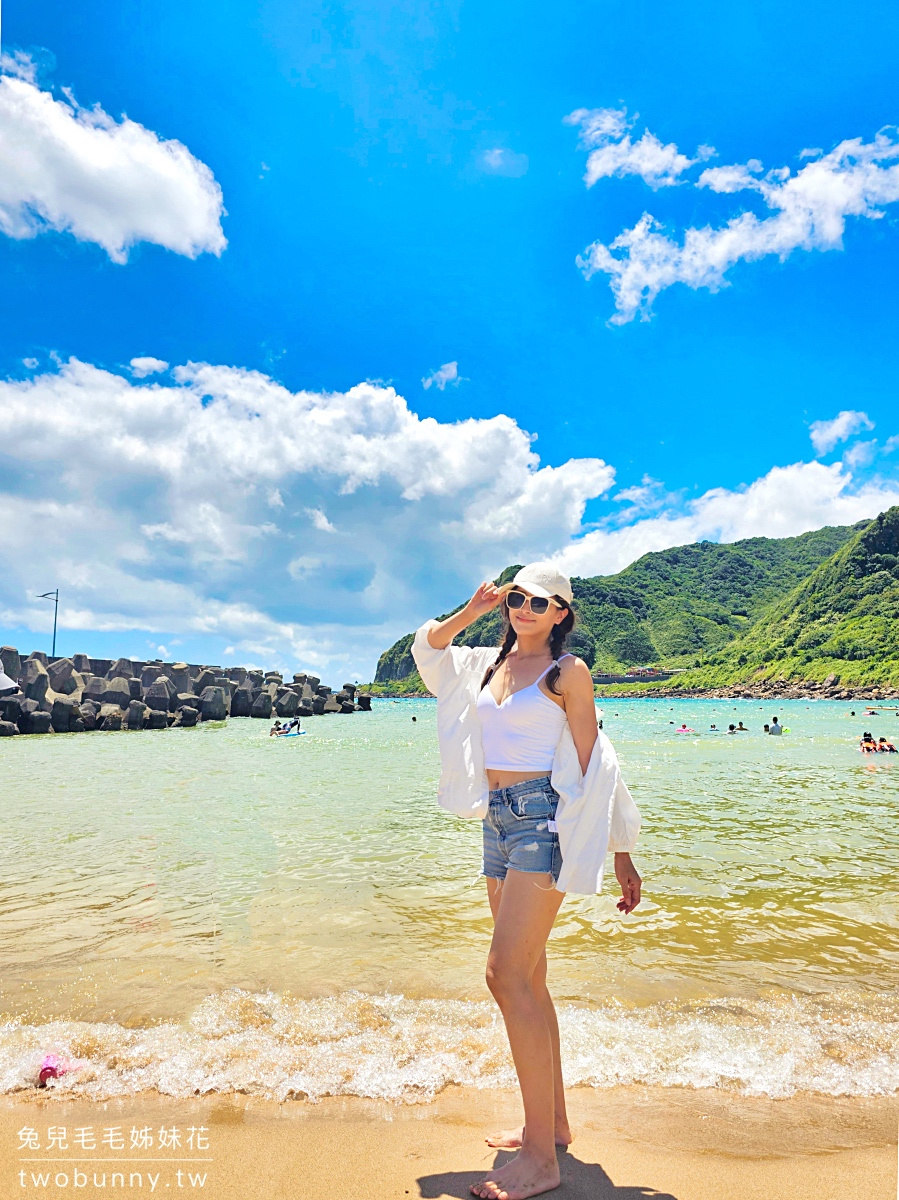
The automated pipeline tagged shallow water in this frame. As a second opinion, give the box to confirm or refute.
[0,699,896,1100]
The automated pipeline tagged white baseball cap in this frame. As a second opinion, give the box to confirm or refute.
[504,562,573,605]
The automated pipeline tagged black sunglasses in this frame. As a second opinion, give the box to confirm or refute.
[505,590,560,615]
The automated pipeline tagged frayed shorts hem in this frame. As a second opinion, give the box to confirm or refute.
[482,867,560,882]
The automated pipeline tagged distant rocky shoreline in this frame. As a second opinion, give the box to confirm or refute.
[0,646,372,737]
[373,677,899,702]
[595,675,899,701]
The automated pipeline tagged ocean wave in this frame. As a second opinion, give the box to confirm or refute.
[1,988,897,1103]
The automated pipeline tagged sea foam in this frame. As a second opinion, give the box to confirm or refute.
[1,987,896,1103]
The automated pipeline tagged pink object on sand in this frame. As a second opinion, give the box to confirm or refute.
[38,1054,72,1086]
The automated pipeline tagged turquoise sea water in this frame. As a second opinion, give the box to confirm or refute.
[0,699,897,1101]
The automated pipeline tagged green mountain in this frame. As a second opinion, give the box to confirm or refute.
[570,523,861,671]
[371,522,863,692]
[676,506,899,691]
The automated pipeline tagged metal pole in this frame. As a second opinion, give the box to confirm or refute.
[37,590,59,658]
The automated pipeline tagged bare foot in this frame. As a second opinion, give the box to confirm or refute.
[469,1150,561,1199]
[485,1125,572,1150]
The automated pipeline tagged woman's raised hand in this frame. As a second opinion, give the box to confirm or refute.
[427,581,504,649]
[466,581,503,619]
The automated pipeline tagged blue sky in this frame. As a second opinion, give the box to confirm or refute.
[1,0,899,679]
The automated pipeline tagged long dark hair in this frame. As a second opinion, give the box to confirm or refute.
[480,596,575,696]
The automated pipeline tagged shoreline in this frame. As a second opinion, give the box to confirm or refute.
[593,687,899,700]
[2,1085,895,1199]
[368,688,899,701]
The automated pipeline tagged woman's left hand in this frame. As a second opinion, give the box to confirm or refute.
[614,852,641,914]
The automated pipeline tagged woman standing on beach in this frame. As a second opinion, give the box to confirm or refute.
[412,563,642,1200]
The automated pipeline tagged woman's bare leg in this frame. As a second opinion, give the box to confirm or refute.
[486,947,572,1149]
[485,884,571,1151]
[471,871,565,1200]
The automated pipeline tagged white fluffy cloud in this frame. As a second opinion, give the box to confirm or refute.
[565,107,714,189]
[575,124,899,323]
[555,460,899,578]
[0,66,225,261]
[305,508,337,532]
[130,356,169,377]
[809,409,874,455]
[0,358,613,676]
[843,440,877,469]
[422,361,459,390]
[1,359,895,676]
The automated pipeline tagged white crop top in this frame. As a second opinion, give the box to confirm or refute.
[476,657,571,771]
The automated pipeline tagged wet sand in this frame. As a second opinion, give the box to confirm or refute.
[1,1086,894,1199]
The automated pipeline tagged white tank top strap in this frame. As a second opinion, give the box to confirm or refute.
[550,652,573,668]
[526,652,573,686]
[532,651,573,684]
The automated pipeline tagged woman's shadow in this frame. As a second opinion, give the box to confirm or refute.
[418,1148,679,1199]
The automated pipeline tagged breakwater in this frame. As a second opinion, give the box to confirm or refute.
[0,645,371,736]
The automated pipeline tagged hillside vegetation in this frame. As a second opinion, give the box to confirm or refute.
[675,506,899,692]
[371,523,863,693]
[573,524,860,671]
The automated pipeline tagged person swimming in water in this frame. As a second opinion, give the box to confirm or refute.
[269,719,284,737]
[877,736,897,753]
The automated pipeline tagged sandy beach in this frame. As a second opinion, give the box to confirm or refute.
[2,1086,895,1200]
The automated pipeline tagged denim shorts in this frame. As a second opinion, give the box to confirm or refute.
[482,776,562,883]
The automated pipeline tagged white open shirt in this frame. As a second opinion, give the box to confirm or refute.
[412,620,641,895]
